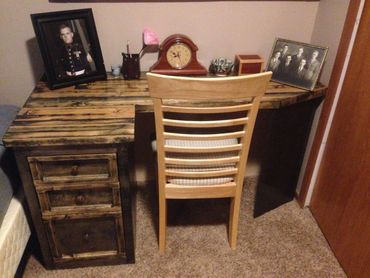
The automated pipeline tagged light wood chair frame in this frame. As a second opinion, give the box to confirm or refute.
[147,72,272,251]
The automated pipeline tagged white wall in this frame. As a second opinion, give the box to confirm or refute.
[0,0,319,106]
[296,0,350,195]
[311,0,350,85]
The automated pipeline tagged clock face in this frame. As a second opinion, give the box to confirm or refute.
[166,43,192,69]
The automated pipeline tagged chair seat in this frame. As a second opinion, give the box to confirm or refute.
[152,138,238,186]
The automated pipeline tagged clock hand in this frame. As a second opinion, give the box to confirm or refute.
[175,52,182,65]
[177,52,181,59]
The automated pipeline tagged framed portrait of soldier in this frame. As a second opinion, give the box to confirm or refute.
[31,9,106,89]
[266,38,328,91]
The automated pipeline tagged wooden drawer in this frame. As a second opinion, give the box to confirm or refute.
[36,183,121,214]
[44,213,125,262]
[28,153,118,185]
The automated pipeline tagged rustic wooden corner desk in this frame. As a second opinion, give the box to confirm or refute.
[3,73,326,269]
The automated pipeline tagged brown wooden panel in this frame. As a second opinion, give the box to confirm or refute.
[310,1,370,277]
[241,63,262,74]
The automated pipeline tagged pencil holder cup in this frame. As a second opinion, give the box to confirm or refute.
[111,64,121,77]
[121,53,140,80]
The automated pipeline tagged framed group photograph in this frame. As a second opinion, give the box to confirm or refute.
[266,38,328,91]
[31,9,106,89]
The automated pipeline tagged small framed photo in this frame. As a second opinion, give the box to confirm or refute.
[31,9,106,89]
[266,38,328,91]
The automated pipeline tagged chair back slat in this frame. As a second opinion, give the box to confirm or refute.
[164,131,245,141]
[165,156,240,166]
[147,73,271,100]
[162,103,253,114]
[164,144,242,153]
[163,117,249,128]
[166,167,238,178]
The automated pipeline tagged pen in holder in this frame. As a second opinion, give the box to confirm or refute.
[121,53,140,80]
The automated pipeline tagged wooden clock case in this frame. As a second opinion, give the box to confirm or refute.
[149,34,208,76]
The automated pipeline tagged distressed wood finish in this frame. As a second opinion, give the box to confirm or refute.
[3,74,326,148]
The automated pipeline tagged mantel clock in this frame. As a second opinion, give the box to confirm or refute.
[150,34,207,76]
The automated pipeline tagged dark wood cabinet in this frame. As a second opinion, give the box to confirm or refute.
[2,76,141,269]
[13,146,134,269]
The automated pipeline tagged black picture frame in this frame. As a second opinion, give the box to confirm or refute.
[31,8,106,89]
[266,38,328,91]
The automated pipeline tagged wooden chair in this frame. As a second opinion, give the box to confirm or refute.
[147,71,272,251]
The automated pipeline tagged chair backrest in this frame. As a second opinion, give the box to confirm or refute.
[147,72,272,198]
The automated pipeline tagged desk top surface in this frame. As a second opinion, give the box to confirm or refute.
[3,74,326,148]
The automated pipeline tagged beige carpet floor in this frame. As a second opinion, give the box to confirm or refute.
[23,178,346,277]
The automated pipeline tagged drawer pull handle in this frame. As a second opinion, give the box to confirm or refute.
[75,194,85,205]
[84,233,89,241]
[71,165,79,176]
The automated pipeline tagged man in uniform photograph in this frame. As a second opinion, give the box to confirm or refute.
[56,24,93,79]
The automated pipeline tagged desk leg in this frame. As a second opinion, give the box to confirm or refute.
[117,143,136,263]
[250,97,323,217]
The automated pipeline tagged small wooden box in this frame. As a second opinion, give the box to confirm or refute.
[234,54,264,75]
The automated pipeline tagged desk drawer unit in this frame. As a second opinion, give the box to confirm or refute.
[17,148,135,268]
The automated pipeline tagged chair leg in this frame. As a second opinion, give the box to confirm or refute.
[159,196,167,251]
[229,195,242,250]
